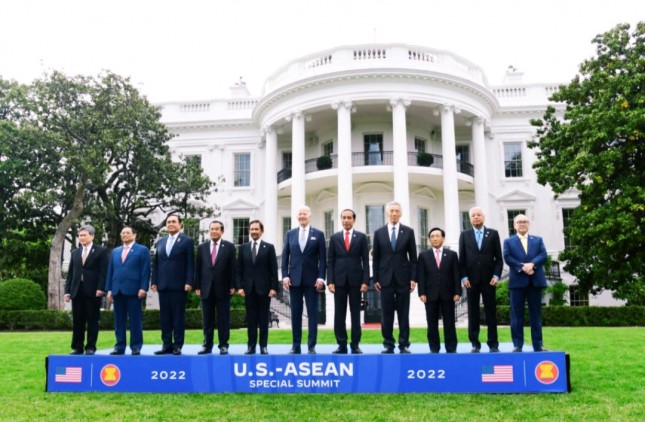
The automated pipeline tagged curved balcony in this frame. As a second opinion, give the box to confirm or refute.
[276,152,474,182]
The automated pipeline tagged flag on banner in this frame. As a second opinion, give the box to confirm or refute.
[55,366,82,383]
[481,365,513,383]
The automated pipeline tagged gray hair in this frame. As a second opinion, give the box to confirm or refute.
[385,201,402,213]
[79,224,96,236]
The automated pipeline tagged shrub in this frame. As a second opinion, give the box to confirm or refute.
[547,280,568,306]
[416,152,434,167]
[495,280,510,305]
[0,278,47,310]
[316,155,332,170]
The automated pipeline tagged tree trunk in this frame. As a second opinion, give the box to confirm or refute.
[48,181,86,310]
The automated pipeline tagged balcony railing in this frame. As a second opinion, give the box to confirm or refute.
[277,151,474,182]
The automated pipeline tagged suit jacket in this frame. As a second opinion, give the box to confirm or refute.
[372,224,417,287]
[237,240,279,295]
[417,248,461,301]
[458,227,503,284]
[151,233,195,291]
[327,230,369,288]
[281,227,326,287]
[105,242,151,296]
[503,234,548,289]
[64,244,108,299]
[195,239,237,300]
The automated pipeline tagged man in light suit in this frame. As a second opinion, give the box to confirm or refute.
[151,214,194,356]
[504,214,548,352]
[458,206,503,353]
[372,201,417,354]
[417,227,461,353]
[64,224,108,355]
[195,220,237,355]
[327,209,369,354]
[236,220,279,355]
[282,205,326,354]
[105,226,151,355]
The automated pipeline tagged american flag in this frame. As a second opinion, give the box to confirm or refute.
[481,365,513,383]
[55,366,82,383]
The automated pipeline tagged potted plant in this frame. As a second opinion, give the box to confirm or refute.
[416,152,434,167]
[316,155,333,170]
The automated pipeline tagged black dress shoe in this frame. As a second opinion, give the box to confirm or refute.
[289,347,301,354]
[399,347,411,354]
[489,347,500,353]
[84,349,96,355]
[381,348,395,354]
[332,347,348,354]
[244,347,256,355]
[430,349,440,354]
[110,349,125,355]
[471,347,481,353]
[198,347,212,355]
[351,347,363,354]
[154,348,173,355]
[308,347,316,355]
[219,346,229,355]
[534,347,548,352]
[513,347,522,352]
[131,349,141,356]
[70,349,83,355]
[172,348,182,355]
[446,350,457,354]
[260,347,269,355]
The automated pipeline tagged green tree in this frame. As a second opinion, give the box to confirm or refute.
[529,22,645,305]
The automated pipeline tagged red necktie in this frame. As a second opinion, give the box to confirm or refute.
[344,231,350,251]
[211,242,218,266]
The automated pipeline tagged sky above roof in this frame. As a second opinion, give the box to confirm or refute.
[1,0,642,102]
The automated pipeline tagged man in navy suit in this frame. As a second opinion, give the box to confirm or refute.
[151,214,194,356]
[282,205,326,354]
[417,227,461,353]
[64,224,108,355]
[105,226,151,355]
[372,201,417,354]
[458,206,503,353]
[327,209,369,354]
[504,214,548,352]
[195,220,237,355]
[236,220,279,355]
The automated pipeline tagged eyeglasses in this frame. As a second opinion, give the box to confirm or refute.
[515,220,530,224]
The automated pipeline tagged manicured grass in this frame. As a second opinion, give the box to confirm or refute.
[1,327,644,421]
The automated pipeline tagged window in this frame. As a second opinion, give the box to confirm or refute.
[234,153,251,187]
[456,145,470,163]
[504,143,523,178]
[562,208,575,249]
[569,285,589,307]
[414,137,426,153]
[282,217,291,241]
[417,208,428,250]
[282,152,292,169]
[460,211,472,232]
[324,210,334,240]
[507,209,526,236]
[322,141,334,157]
[232,218,250,246]
[366,205,385,247]
[364,134,383,165]
[185,154,202,168]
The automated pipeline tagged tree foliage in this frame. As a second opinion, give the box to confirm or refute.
[529,22,645,305]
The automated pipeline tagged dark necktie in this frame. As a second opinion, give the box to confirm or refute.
[252,241,257,263]
[390,226,397,251]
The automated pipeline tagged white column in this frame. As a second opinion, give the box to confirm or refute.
[390,98,411,225]
[288,112,306,223]
[263,126,278,243]
[333,101,353,212]
[440,105,460,249]
[472,117,490,213]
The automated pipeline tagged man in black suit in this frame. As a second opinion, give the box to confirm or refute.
[458,206,503,353]
[195,220,237,355]
[372,201,417,354]
[417,227,461,353]
[327,209,370,354]
[282,205,326,354]
[236,220,279,355]
[151,214,194,356]
[64,224,108,355]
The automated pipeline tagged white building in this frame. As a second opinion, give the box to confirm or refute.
[159,43,621,324]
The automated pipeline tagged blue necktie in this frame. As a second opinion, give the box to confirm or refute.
[166,235,175,255]
[390,227,397,251]
[476,230,482,250]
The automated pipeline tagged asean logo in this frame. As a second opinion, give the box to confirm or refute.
[535,360,559,384]
[100,364,121,387]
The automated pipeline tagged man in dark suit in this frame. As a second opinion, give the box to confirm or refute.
[105,226,151,355]
[151,214,194,356]
[282,205,326,354]
[236,220,279,355]
[195,220,237,355]
[458,206,503,353]
[504,214,548,352]
[327,209,369,354]
[417,227,461,353]
[64,224,108,355]
[372,201,417,354]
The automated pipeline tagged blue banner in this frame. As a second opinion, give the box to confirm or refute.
[47,350,569,393]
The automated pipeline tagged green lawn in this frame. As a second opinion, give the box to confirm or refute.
[1,327,643,421]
